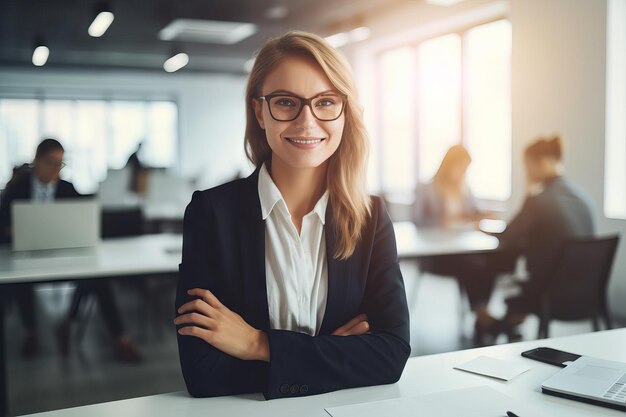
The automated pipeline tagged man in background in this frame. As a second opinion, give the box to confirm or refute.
[0,138,78,357]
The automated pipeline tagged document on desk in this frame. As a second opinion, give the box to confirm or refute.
[454,355,531,381]
[325,386,550,417]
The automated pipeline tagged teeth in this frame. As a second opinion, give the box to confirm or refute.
[287,138,323,144]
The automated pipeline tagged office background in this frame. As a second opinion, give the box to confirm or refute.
[1,0,625,415]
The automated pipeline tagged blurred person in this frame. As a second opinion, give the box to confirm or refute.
[125,142,148,195]
[486,135,596,339]
[413,144,488,229]
[0,138,141,361]
[411,144,502,345]
[0,139,80,358]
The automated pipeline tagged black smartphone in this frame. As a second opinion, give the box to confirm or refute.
[521,347,581,367]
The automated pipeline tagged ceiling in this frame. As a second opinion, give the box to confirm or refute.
[0,0,413,74]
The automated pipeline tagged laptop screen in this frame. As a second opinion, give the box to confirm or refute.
[12,200,101,251]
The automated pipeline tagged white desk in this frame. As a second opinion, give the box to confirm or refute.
[0,234,182,284]
[19,329,626,417]
[0,224,499,285]
[0,234,182,417]
[1,225,497,416]
[393,222,499,259]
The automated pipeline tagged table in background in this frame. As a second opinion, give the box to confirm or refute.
[393,221,500,260]
[0,234,182,417]
[19,328,626,417]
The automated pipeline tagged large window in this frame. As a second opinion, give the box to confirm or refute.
[605,0,626,219]
[0,99,178,194]
[377,19,511,201]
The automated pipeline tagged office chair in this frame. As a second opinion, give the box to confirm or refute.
[536,235,619,339]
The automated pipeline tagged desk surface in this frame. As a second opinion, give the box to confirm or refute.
[0,224,498,284]
[393,221,499,258]
[0,234,181,284]
[21,329,626,417]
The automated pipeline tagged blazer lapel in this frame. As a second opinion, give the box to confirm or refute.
[318,200,352,335]
[237,168,271,331]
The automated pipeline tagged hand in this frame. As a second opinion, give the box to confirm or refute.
[174,288,269,362]
[332,313,370,336]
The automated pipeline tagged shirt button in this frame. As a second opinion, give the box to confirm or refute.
[280,384,290,394]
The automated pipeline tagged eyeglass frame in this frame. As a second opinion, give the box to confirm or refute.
[35,159,67,170]
[257,92,348,122]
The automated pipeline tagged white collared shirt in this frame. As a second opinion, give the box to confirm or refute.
[258,163,328,336]
[31,177,57,202]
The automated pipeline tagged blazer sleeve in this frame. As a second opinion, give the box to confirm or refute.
[263,198,411,399]
[499,196,536,249]
[175,191,269,397]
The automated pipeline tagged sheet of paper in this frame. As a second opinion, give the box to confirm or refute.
[453,355,531,381]
[325,385,549,417]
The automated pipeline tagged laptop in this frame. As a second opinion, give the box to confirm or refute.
[542,355,626,411]
[12,200,100,251]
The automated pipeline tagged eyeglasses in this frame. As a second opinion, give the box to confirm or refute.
[258,92,347,122]
[41,159,66,170]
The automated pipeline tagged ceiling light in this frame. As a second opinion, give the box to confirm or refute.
[89,3,114,37]
[32,45,49,66]
[164,53,189,73]
[265,4,288,20]
[89,11,114,37]
[325,27,371,48]
[159,19,257,44]
[425,0,465,6]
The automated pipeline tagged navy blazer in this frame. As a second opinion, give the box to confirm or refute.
[175,169,411,399]
[0,170,80,243]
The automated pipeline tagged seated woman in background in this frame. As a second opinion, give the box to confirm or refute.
[413,144,487,229]
[411,144,498,344]
[487,135,597,338]
[174,31,410,399]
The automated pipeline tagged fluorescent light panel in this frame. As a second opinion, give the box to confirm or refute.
[426,0,465,6]
[325,27,371,48]
[159,19,257,44]
[164,53,189,72]
[32,46,49,66]
[88,11,114,37]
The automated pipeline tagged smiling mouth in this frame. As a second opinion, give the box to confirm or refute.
[285,137,326,144]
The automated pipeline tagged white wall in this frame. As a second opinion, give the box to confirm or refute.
[347,0,626,321]
[0,68,251,190]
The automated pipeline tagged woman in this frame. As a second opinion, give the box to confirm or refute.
[414,145,484,229]
[491,135,596,336]
[174,31,410,399]
[412,145,499,343]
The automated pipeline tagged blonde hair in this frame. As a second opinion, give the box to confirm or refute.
[433,144,471,195]
[244,30,371,260]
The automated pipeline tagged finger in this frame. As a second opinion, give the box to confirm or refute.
[173,312,215,329]
[177,324,214,344]
[343,321,370,336]
[187,288,224,309]
[177,298,216,317]
[332,313,368,335]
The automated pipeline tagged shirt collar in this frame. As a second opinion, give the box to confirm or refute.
[32,176,57,192]
[258,163,286,220]
[257,162,329,224]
